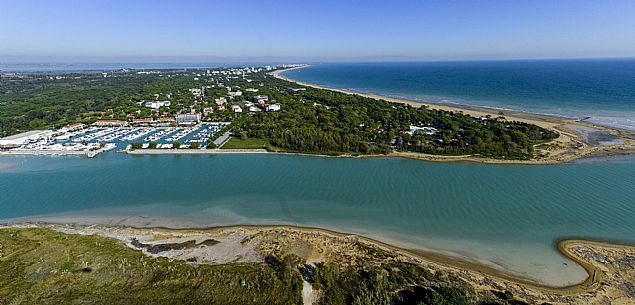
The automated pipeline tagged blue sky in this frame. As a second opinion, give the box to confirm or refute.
[1,0,635,62]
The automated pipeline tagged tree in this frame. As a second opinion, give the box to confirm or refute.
[190,142,200,149]
[172,141,181,149]
[149,141,158,149]
[131,142,143,150]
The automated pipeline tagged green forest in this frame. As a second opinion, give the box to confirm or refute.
[234,74,558,159]
[0,68,558,159]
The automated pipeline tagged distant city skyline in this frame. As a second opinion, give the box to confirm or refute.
[1,0,635,62]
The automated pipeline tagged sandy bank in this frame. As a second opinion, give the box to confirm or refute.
[3,222,634,304]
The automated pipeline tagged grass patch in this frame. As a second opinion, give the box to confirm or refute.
[0,227,482,305]
[0,228,301,305]
[221,137,270,149]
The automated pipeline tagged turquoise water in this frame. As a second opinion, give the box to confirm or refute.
[283,60,635,130]
[1,153,634,286]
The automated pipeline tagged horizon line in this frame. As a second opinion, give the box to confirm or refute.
[2,55,635,65]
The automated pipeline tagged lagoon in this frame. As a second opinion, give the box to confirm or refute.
[1,153,634,286]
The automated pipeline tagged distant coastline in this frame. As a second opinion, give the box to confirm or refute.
[271,66,635,164]
[275,61,635,132]
[118,64,635,164]
[0,62,259,73]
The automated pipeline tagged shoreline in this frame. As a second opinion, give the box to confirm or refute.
[270,66,635,165]
[126,148,269,154]
[3,221,634,303]
[1,213,629,288]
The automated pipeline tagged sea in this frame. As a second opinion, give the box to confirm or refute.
[1,60,635,286]
[283,60,635,130]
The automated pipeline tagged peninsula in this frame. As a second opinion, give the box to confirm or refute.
[2,65,633,163]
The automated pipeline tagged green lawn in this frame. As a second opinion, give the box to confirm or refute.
[221,137,270,149]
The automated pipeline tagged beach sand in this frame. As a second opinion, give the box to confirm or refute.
[271,67,635,165]
[5,222,634,305]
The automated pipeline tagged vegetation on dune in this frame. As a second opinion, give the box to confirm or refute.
[0,228,302,305]
[0,228,532,304]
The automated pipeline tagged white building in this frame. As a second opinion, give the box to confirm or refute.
[214,97,227,106]
[246,88,259,92]
[0,130,53,148]
[248,106,260,112]
[231,105,243,113]
[228,90,242,97]
[175,113,201,125]
[60,123,86,132]
[408,126,437,135]
[253,95,269,104]
[144,100,171,109]
[94,120,128,127]
[265,104,281,112]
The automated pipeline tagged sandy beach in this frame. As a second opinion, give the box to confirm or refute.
[271,66,635,164]
[4,222,633,304]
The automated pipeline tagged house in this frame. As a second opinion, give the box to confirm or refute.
[231,105,243,113]
[94,120,128,127]
[245,88,259,92]
[175,113,201,125]
[253,95,269,104]
[408,126,437,135]
[228,90,242,97]
[132,118,154,126]
[131,117,175,127]
[155,117,175,126]
[60,123,86,132]
[248,106,260,112]
[265,104,281,112]
[203,107,213,116]
[189,88,203,96]
[144,100,171,109]
[214,97,227,106]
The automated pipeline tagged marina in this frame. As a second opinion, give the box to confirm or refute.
[0,122,230,157]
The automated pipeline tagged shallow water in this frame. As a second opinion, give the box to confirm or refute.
[1,153,634,286]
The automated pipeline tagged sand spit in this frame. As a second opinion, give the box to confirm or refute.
[4,223,634,305]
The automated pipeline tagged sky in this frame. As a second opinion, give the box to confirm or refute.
[1,0,635,63]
